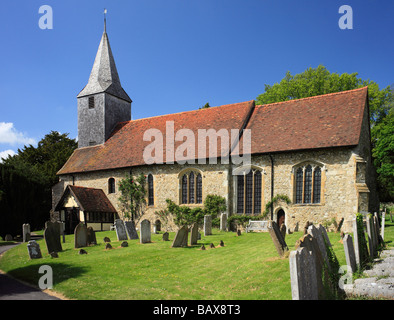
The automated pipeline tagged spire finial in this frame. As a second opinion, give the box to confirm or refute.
[104,8,107,32]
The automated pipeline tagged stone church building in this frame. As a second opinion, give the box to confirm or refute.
[54,27,379,234]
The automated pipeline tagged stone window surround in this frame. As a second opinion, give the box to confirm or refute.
[178,168,203,206]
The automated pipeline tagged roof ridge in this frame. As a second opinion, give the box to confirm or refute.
[257,86,368,108]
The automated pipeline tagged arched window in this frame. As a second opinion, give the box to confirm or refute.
[236,168,263,214]
[180,170,202,204]
[148,174,154,206]
[108,178,115,194]
[294,164,323,204]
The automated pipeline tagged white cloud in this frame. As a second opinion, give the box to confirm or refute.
[0,149,16,162]
[0,122,36,146]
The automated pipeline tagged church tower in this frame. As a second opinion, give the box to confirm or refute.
[77,20,132,148]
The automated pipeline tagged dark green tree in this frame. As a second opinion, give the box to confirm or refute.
[118,173,147,221]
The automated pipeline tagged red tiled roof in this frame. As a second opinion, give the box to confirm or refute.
[58,100,254,174]
[233,86,368,156]
[55,185,117,213]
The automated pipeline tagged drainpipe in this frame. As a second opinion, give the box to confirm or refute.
[269,154,274,220]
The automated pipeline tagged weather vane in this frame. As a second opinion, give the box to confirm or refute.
[104,8,107,32]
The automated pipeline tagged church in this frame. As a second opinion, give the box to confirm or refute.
[54,24,379,234]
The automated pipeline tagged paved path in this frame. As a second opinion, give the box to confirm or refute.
[344,248,394,299]
[0,243,61,300]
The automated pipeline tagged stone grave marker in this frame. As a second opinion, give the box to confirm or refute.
[366,215,376,259]
[381,210,386,241]
[289,246,318,300]
[22,223,31,242]
[280,224,286,240]
[268,220,288,257]
[140,219,151,243]
[87,226,97,245]
[124,221,139,240]
[308,224,330,270]
[74,222,88,248]
[352,218,361,268]
[220,213,227,231]
[190,223,199,245]
[27,240,42,259]
[44,221,62,254]
[114,219,128,241]
[204,215,212,236]
[4,234,13,241]
[162,232,169,241]
[343,234,357,273]
[316,224,331,247]
[172,226,188,247]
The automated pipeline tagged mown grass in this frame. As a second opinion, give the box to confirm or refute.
[0,227,351,300]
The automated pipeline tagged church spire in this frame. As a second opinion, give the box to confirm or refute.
[77,11,131,103]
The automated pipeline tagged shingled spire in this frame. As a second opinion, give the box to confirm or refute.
[77,15,132,148]
[77,24,131,102]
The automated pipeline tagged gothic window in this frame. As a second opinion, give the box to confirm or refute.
[108,178,115,194]
[148,174,154,206]
[180,170,203,204]
[294,164,323,204]
[236,169,263,214]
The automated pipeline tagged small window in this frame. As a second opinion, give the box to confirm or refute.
[89,141,96,146]
[89,96,95,109]
[180,170,202,204]
[294,164,322,204]
[108,178,115,194]
[148,174,154,206]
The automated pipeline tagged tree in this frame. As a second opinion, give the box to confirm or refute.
[199,102,211,110]
[163,199,204,229]
[118,173,147,221]
[256,65,393,201]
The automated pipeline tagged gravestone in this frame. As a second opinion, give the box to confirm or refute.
[74,222,88,248]
[4,234,13,241]
[289,246,318,300]
[190,223,199,245]
[316,224,331,247]
[280,224,286,240]
[124,221,139,240]
[140,219,151,243]
[27,240,42,259]
[22,223,31,242]
[114,219,128,241]
[44,221,62,254]
[307,225,330,270]
[366,215,376,258]
[172,226,188,247]
[220,213,227,231]
[352,218,361,268]
[162,232,169,241]
[343,234,357,273]
[87,226,97,245]
[381,211,386,241]
[204,215,212,236]
[268,220,288,257]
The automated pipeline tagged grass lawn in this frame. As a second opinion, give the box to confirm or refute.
[0,226,353,300]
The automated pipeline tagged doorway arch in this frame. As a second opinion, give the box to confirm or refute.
[277,209,285,227]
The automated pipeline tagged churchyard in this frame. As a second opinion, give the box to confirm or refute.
[0,212,392,300]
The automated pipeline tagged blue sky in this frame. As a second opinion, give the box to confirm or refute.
[0,0,393,160]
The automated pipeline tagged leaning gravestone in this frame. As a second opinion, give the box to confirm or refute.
[268,220,288,257]
[220,213,227,231]
[190,223,199,245]
[308,224,330,270]
[140,219,151,243]
[172,226,189,247]
[27,240,42,259]
[343,234,357,274]
[289,246,318,300]
[44,221,62,254]
[124,221,139,240]
[114,219,128,241]
[22,223,31,243]
[87,226,97,245]
[204,215,212,236]
[74,222,88,248]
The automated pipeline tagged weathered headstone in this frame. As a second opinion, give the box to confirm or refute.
[4,234,13,241]
[352,218,361,268]
[87,226,97,245]
[268,220,288,257]
[124,221,139,240]
[220,213,227,231]
[190,223,199,245]
[121,241,128,247]
[105,243,112,250]
[140,219,151,243]
[308,224,330,270]
[280,224,286,240]
[204,215,212,236]
[316,224,331,247]
[172,226,188,247]
[162,232,169,241]
[74,222,88,249]
[114,219,128,241]
[381,211,386,241]
[27,240,42,259]
[22,223,31,243]
[103,236,111,242]
[44,221,62,254]
[343,234,357,273]
[366,215,376,259]
[289,246,318,300]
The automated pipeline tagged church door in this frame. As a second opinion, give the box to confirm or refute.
[277,209,285,227]
[65,207,80,234]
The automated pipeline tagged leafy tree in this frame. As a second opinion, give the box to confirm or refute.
[163,199,204,228]
[203,194,226,219]
[199,102,211,110]
[118,173,147,221]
